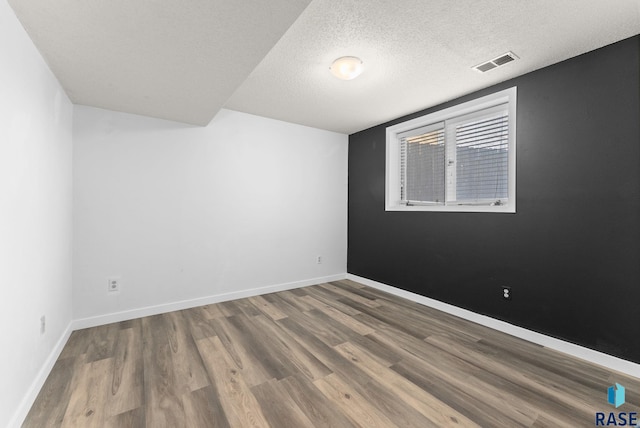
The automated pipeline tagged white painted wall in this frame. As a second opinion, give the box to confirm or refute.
[73,106,347,320]
[0,2,73,427]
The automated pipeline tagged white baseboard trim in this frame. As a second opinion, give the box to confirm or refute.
[9,322,74,428]
[347,274,640,379]
[72,273,347,330]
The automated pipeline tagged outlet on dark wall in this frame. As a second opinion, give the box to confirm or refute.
[347,36,640,363]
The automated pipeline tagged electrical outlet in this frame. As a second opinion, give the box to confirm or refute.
[108,277,121,293]
[502,286,512,300]
[40,315,46,335]
[317,255,322,264]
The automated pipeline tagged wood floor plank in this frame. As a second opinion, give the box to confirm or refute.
[368,329,574,426]
[247,294,288,320]
[209,316,273,387]
[276,316,375,387]
[141,315,186,427]
[337,278,367,289]
[182,385,231,428]
[216,300,245,318]
[375,298,484,343]
[271,289,317,312]
[200,303,228,319]
[314,373,399,428]
[282,325,436,427]
[251,379,315,428]
[392,357,542,427]
[165,311,211,393]
[284,307,354,347]
[347,283,499,340]
[436,332,605,399]
[250,314,333,381]
[301,306,401,365]
[476,335,608,391]
[279,373,358,428]
[318,282,382,308]
[357,377,442,428]
[353,308,433,347]
[58,329,92,360]
[226,313,296,380]
[302,294,376,336]
[303,286,363,315]
[182,306,218,340]
[61,357,112,428]
[229,297,263,318]
[425,334,601,420]
[195,336,270,428]
[104,326,144,418]
[260,292,307,318]
[333,341,480,427]
[286,287,309,297]
[22,355,79,427]
[104,407,145,428]
[85,323,121,363]
[302,307,364,343]
[330,280,389,301]
[349,299,433,340]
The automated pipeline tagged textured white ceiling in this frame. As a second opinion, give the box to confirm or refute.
[9,0,640,134]
[226,0,640,134]
[8,0,312,125]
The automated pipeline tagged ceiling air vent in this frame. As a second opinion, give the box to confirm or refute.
[473,52,519,73]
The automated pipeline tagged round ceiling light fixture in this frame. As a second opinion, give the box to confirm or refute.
[330,56,363,80]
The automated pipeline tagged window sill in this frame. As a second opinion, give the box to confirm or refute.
[385,203,516,213]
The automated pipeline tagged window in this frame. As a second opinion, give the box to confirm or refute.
[386,87,516,213]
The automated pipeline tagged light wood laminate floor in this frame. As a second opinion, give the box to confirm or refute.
[24,280,640,427]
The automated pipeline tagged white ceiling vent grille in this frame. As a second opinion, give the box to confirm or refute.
[473,52,519,73]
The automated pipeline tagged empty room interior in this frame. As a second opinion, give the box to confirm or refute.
[2,0,640,426]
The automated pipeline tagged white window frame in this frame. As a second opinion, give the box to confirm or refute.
[385,87,517,213]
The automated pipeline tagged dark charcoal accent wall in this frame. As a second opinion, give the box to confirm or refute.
[348,36,640,363]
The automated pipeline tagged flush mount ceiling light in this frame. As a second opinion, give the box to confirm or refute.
[330,56,363,80]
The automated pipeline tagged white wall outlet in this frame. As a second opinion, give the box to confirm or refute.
[317,255,322,264]
[40,315,46,335]
[502,286,512,300]
[108,277,121,293]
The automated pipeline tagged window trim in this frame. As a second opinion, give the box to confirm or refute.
[385,87,517,213]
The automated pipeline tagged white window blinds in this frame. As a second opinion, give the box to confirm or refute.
[399,104,510,206]
[452,109,509,204]
[400,125,445,204]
